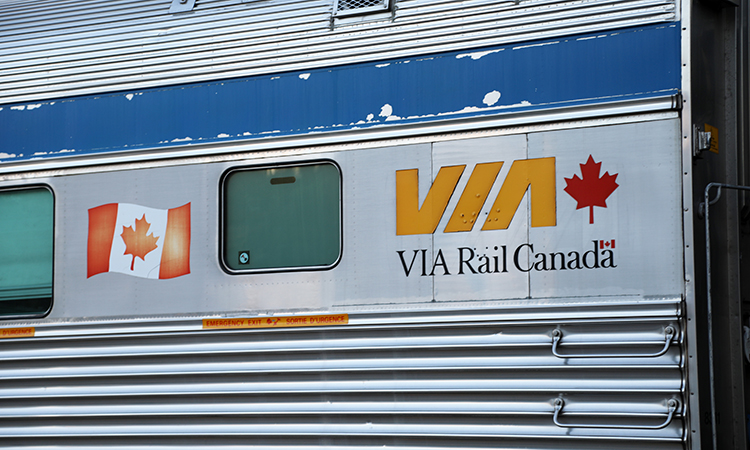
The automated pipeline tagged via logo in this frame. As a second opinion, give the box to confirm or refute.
[395,155,619,235]
[396,158,555,235]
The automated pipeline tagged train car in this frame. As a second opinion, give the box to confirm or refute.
[0,0,747,448]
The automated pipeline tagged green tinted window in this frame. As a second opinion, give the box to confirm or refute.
[223,162,341,272]
[0,187,53,317]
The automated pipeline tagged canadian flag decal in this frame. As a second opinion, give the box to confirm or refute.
[87,203,191,279]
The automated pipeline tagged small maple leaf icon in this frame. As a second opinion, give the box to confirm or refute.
[564,155,619,224]
[121,214,160,271]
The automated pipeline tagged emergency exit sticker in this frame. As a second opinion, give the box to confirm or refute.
[0,327,35,339]
[203,314,348,329]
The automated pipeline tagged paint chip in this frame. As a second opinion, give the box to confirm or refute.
[483,91,501,106]
[379,104,393,118]
[376,63,390,68]
[10,106,25,111]
[299,73,311,80]
[512,41,559,50]
[171,137,193,142]
[456,49,503,60]
[366,113,374,121]
[27,104,41,110]
[217,133,230,138]
[125,94,134,101]
[0,153,17,159]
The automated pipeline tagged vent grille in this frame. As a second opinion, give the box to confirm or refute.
[334,0,389,15]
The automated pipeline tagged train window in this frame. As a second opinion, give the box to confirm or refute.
[0,187,53,317]
[221,162,341,273]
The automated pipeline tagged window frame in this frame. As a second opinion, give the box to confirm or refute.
[0,184,54,320]
[219,160,343,275]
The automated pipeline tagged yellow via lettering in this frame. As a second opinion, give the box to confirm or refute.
[396,157,556,235]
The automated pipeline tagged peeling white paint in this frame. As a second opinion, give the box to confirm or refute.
[483,90,501,106]
[384,115,403,121]
[10,106,25,111]
[379,104,393,117]
[0,153,17,159]
[299,73,311,80]
[577,34,608,41]
[243,132,252,136]
[456,49,503,60]
[27,104,41,110]
[407,113,435,120]
[260,130,281,134]
[171,137,193,142]
[446,106,483,115]
[33,152,48,156]
[217,133,230,138]
[435,100,533,117]
[513,41,559,50]
[271,76,280,80]
[366,113,374,121]
[125,94,135,101]
[376,63,390,68]
[57,149,75,153]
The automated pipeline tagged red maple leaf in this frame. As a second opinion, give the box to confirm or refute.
[121,214,160,271]
[564,155,619,224]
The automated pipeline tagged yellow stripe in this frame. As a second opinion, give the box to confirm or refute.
[203,314,348,329]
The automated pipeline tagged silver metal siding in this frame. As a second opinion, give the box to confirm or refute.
[0,300,683,449]
[0,0,676,104]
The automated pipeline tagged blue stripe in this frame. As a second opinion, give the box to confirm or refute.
[0,24,680,162]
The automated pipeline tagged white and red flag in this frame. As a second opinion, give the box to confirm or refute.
[87,203,190,279]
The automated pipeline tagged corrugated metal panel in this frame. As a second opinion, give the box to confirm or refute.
[0,0,676,104]
[0,300,684,449]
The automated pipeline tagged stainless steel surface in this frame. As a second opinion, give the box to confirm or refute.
[679,0,699,445]
[0,120,687,448]
[0,0,677,104]
[0,119,680,319]
[0,302,683,447]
